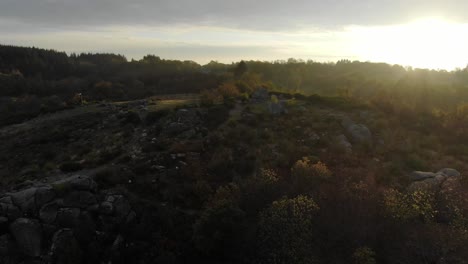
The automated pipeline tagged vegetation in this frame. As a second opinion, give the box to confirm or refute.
[2,45,468,263]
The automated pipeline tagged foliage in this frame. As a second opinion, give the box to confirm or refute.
[258,195,320,264]
[383,189,436,222]
[352,247,377,264]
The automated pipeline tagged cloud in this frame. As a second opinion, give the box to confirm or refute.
[1,0,468,32]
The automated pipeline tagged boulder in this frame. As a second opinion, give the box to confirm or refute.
[63,191,97,209]
[39,202,59,224]
[99,201,113,215]
[10,218,42,257]
[9,188,37,214]
[49,229,82,264]
[335,134,352,153]
[0,197,21,221]
[347,124,372,144]
[410,171,438,181]
[407,175,446,193]
[52,175,97,193]
[437,168,460,177]
[269,101,288,115]
[73,211,96,244]
[56,208,80,228]
[35,187,56,208]
[112,195,131,220]
[341,117,354,129]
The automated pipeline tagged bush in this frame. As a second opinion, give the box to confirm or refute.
[258,195,320,264]
[383,189,436,222]
[352,247,377,264]
[291,158,332,194]
[193,184,248,260]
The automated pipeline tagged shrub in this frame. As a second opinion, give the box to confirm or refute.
[193,184,247,259]
[352,247,377,264]
[383,189,436,222]
[291,158,332,193]
[258,195,320,264]
[200,89,222,107]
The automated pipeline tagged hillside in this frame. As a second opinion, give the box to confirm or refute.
[0,87,468,263]
[1,46,468,263]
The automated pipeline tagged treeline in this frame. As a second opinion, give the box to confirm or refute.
[2,44,468,125]
[0,45,223,100]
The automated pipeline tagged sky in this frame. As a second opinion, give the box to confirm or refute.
[1,0,468,69]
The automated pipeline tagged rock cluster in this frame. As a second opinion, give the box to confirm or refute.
[0,175,135,263]
[408,168,461,190]
[268,100,288,115]
[162,109,207,139]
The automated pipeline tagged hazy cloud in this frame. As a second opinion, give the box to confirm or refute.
[1,0,468,31]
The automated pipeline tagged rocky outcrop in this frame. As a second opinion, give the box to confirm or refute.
[0,175,136,263]
[251,88,269,102]
[408,168,461,192]
[161,109,206,139]
[269,100,288,115]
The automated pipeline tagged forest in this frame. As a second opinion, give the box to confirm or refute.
[2,45,468,264]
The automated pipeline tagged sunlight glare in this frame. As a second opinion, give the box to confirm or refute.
[350,18,468,70]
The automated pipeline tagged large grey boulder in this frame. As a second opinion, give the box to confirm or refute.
[410,171,438,181]
[347,124,372,144]
[437,168,460,177]
[10,218,42,257]
[408,168,462,193]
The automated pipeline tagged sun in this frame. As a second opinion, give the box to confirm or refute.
[350,18,468,70]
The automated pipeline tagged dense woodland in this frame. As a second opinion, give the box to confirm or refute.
[2,45,468,263]
[3,45,468,126]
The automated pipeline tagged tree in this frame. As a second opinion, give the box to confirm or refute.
[234,61,247,78]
